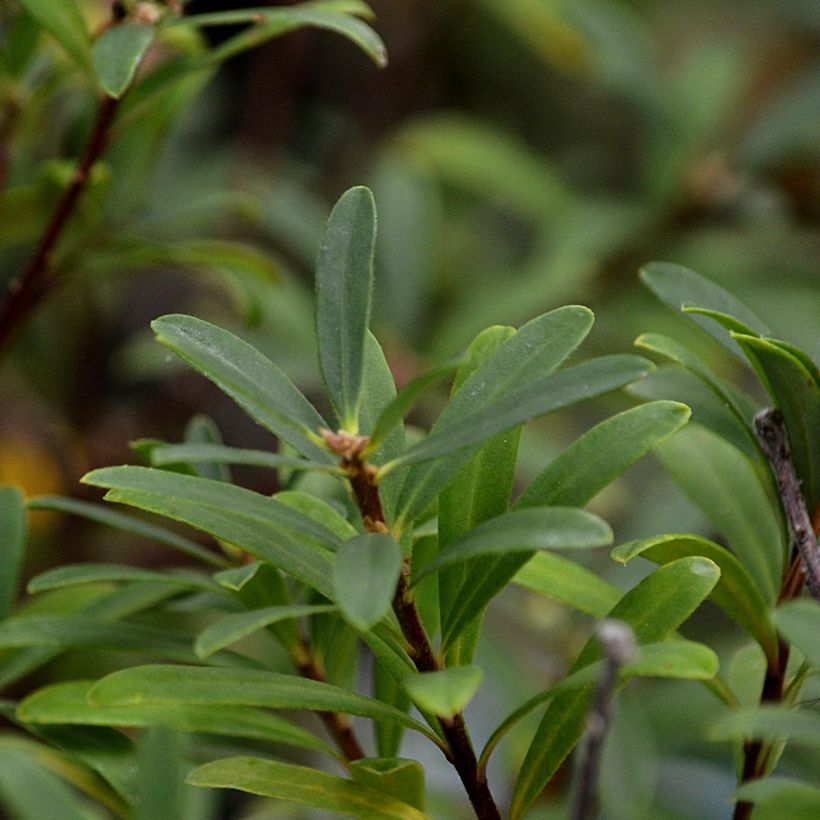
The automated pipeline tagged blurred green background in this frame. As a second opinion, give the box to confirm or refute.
[0,0,818,817]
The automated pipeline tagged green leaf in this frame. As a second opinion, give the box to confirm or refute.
[88,665,440,743]
[334,534,402,630]
[402,666,483,719]
[275,491,356,540]
[438,327,519,664]
[16,0,90,71]
[27,564,215,594]
[82,467,339,597]
[0,746,95,820]
[149,442,336,474]
[151,315,331,463]
[511,557,720,819]
[183,414,231,482]
[732,334,820,510]
[92,22,155,98]
[18,680,335,758]
[612,534,779,664]
[413,508,613,585]
[349,758,425,812]
[134,726,185,820]
[28,495,226,567]
[734,777,820,820]
[639,261,771,357]
[711,705,820,747]
[516,401,691,509]
[0,486,26,619]
[655,424,784,603]
[187,757,429,820]
[182,3,388,68]
[773,599,820,669]
[195,604,335,659]
[315,186,377,430]
[512,552,620,618]
[480,639,718,777]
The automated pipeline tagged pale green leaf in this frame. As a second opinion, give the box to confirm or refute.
[402,666,483,719]
[150,442,336,474]
[349,758,425,812]
[16,0,90,71]
[92,22,154,98]
[734,777,820,820]
[27,564,215,594]
[711,706,820,747]
[773,599,820,670]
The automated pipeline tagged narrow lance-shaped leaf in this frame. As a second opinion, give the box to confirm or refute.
[82,467,339,598]
[612,534,779,665]
[152,315,332,463]
[88,665,441,744]
[732,333,820,510]
[711,706,820,748]
[16,0,91,71]
[333,534,402,630]
[28,495,227,567]
[187,757,430,820]
[149,442,338,474]
[18,681,336,759]
[655,424,784,603]
[92,22,155,98]
[28,564,216,594]
[516,401,691,509]
[0,486,27,619]
[183,414,231,482]
[510,557,720,819]
[315,186,377,431]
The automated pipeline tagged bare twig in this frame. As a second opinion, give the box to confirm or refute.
[325,429,502,820]
[754,408,820,599]
[570,620,637,820]
[0,94,120,353]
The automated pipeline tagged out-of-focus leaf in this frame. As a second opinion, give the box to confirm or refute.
[315,186,377,430]
[732,334,820,510]
[16,0,90,71]
[92,22,154,98]
[480,638,718,777]
[773,600,820,670]
[151,315,331,462]
[82,467,339,597]
[612,534,778,664]
[639,261,771,357]
[149,443,336,474]
[333,534,402,630]
[511,557,720,819]
[349,758,425,812]
[187,757,430,819]
[711,706,820,747]
[512,552,620,617]
[195,604,335,659]
[134,727,183,820]
[88,665,440,742]
[516,401,691,508]
[18,680,335,757]
[28,564,215,594]
[438,327,518,665]
[183,414,231,482]
[655,424,784,603]
[28,495,226,567]
[734,776,820,820]
[402,667,483,719]
[0,486,26,619]
[0,746,96,820]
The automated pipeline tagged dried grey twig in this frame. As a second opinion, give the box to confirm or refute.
[570,619,638,820]
[754,408,820,599]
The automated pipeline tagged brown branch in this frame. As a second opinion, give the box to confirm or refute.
[0,94,120,353]
[325,429,502,820]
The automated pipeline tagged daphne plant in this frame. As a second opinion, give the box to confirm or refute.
[3,188,738,819]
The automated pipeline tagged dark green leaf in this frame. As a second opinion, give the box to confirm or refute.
[333,534,402,630]
[315,186,377,430]
[28,564,215,594]
[195,604,335,659]
[187,757,430,819]
[516,401,691,509]
[612,534,778,664]
[183,414,231,482]
[16,0,90,71]
[18,680,335,758]
[28,495,226,567]
[82,467,339,597]
[88,665,440,743]
[511,557,720,818]
[0,486,26,619]
[92,22,154,98]
[275,491,356,540]
[655,424,784,603]
[152,315,331,462]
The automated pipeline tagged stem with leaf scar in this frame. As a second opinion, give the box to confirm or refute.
[733,409,820,820]
[322,428,503,820]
